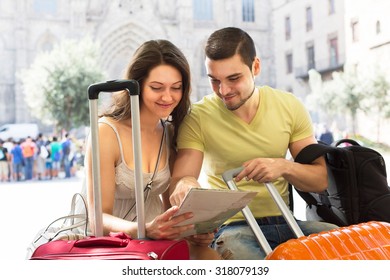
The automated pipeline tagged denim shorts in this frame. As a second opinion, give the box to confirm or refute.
[211,216,338,260]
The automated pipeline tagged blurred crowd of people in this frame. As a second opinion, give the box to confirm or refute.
[0,133,85,182]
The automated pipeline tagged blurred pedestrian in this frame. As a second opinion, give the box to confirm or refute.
[44,139,53,180]
[35,133,47,180]
[10,140,24,181]
[20,136,37,180]
[3,137,13,181]
[0,139,10,182]
[49,136,62,178]
[61,133,73,178]
[318,124,334,145]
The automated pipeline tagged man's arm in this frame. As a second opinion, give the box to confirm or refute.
[236,136,328,193]
[169,148,204,206]
[284,136,328,192]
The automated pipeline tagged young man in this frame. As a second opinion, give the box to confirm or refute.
[169,27,338,259]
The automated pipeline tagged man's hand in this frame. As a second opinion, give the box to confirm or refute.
[235,158,288,183]
[169,176,201,206]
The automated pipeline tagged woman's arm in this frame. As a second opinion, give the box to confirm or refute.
[85,121,136,235]
[86,121,194,239]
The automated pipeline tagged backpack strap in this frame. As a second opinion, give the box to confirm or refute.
[294,143,335,164]
[314,203,348,226]
[291,142,351,226]
[291,143,334,206]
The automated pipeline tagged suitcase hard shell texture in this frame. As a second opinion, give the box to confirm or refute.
[222,167,390,260]
[267,221,390,260]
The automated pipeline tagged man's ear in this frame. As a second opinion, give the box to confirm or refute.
[252,57,261,76]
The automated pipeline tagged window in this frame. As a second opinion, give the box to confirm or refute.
[193,0,213,21]
[306,7,312,31]
[286,53,293,74]
[376,20,381,34]
[328,0,335,14]
[307,45,315,70]
[33,0,57,14]
[242,0,255,22]
[285,16,291,40]
[351,20,359,42]
[329,38,338,67]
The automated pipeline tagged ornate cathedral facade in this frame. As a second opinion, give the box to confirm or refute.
[0,0,273,124]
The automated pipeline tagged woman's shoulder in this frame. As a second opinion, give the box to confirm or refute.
[99,117,127,133]
[99,116,116,127]
[97,118,124,145]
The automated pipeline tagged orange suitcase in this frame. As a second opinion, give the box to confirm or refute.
[222,168,390,260]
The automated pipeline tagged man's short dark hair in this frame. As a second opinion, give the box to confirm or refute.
[205,27,256,69]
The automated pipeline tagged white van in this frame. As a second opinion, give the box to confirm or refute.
[0,123,39,141]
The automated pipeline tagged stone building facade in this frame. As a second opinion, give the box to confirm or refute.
[272,0,390,142]
[2,0,389,143]
[0,0,273,125]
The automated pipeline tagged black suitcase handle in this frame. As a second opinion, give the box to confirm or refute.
[88,79,139,100]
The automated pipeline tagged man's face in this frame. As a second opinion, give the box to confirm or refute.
[205,53,259,111]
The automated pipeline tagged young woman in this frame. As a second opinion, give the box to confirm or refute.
[85,39,220,259]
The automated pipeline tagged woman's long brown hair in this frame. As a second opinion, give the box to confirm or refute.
[101,40,191,148]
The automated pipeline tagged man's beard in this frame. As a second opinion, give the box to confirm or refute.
[225,84,256,111]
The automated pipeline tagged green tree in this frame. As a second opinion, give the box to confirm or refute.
[363,68,390,142]
[308,69,346,118]
[309,65,366,135]
[308,65,390,142]
[20,38,105,132]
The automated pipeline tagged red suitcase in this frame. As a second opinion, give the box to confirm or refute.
[30,232,188,260]
[222,167,390,260]
[31,80,189,260]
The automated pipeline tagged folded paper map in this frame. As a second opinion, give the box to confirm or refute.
[173,188,257,238]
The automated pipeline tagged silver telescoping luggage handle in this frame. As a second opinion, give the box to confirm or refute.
[88,80,146,239]
[222,167,304,255]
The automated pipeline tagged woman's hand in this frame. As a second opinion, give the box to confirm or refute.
[145,206,194,240]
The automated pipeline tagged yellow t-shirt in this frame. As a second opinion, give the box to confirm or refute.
[177,86,313,222]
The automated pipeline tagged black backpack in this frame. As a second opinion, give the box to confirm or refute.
[292,138,390,226]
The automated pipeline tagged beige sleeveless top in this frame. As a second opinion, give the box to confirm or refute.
[99,118,171,223]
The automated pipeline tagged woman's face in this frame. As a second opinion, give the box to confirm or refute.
[141,64,183,119]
